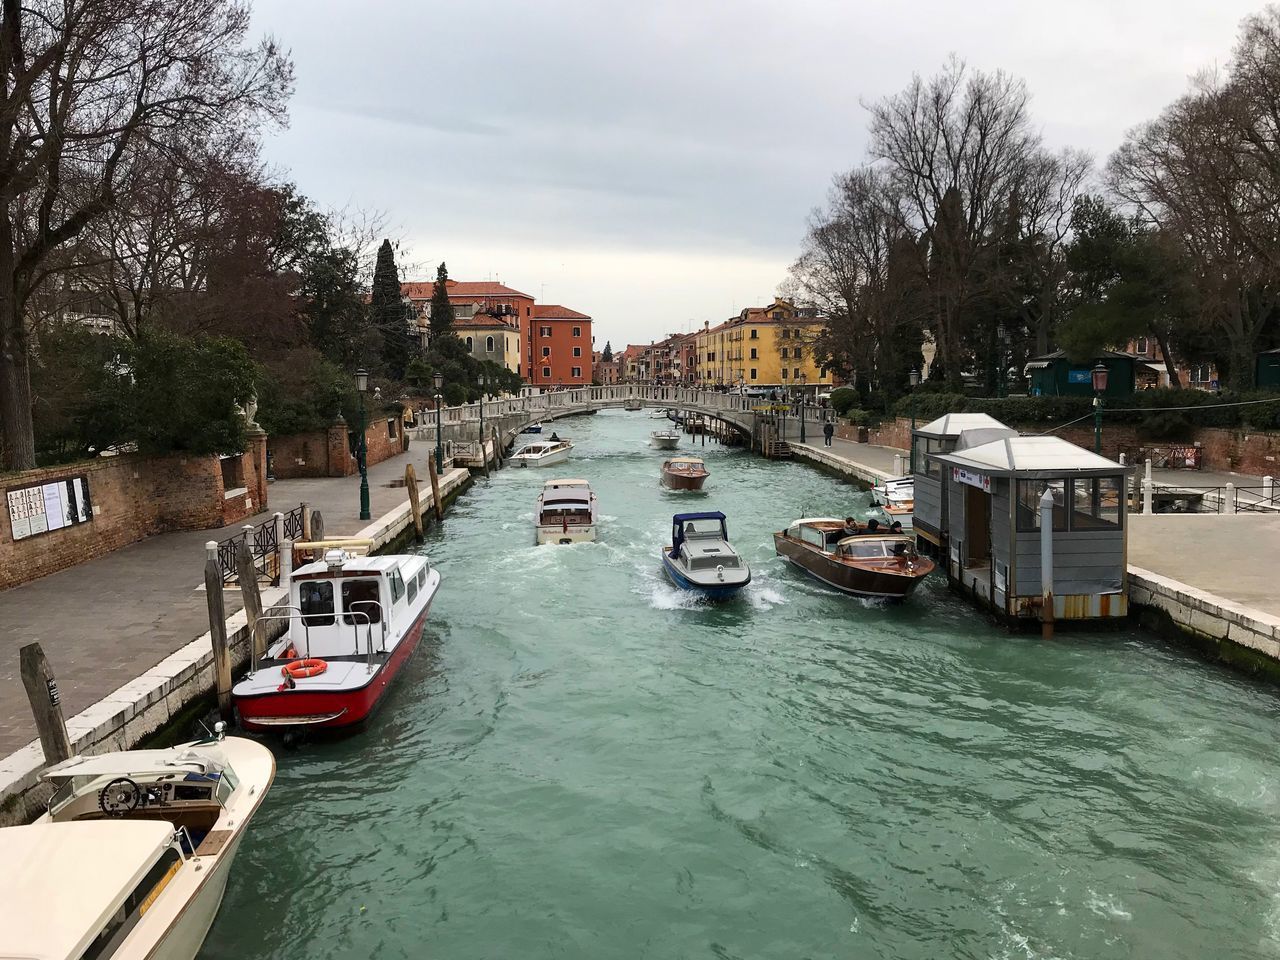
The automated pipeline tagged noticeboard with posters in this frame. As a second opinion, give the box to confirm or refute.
[6,475,93,541]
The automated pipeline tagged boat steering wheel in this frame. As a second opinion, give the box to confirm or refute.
[98,777,141,816]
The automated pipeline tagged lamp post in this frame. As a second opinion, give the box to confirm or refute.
[355,367,371,521]
[798,372,807,443]
[908,367,921,474]
[1091,361,1109,455]
[433,371,444,473]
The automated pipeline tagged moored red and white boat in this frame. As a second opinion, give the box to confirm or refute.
[232,550,441,731]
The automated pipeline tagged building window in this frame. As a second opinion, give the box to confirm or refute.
[571,366,582,378]
[794,347,803,359]
[1070,477,1123,530]
[793,329,802,339]
[542,366,551,379]
[780,328,790,339]
[749,348,758,360]
[793,367,801,379]
[527,307,531,316]
[486,336,494,352]
[749,368,758,380]
[542,346,551,357]
[1136,337,1149,356]
[749,329,758,340]
[1016,480,1068,532]
[572,326,581,337]
[772,311,783,320]
[465,336,473,350]
[781,347,789,359]
[540,326,552,337]
[573,346,582,357]
[780,368,788,379]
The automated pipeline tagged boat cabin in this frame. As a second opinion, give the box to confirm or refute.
[538,479,594,527]
[282,552,433,661]
[911,413,1015,548]
[668,511,743,571]
[931,435,1130,623]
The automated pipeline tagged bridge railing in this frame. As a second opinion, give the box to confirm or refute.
[430,385,763,429]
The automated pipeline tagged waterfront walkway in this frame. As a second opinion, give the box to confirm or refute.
[0,449,448,756]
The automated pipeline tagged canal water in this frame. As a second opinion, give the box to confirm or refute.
[203,410,1280,960]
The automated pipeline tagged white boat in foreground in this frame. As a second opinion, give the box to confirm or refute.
[0,729,274,960]
[650,430,680,450]
[511,438,572,467]
[535,478,598,544]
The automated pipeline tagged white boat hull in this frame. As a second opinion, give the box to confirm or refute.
[514,447,571,467]
[650,436,679,450]
[537,524,597,545]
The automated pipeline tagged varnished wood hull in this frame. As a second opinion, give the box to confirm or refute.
[773,533,932,600]
[662,468,708,490]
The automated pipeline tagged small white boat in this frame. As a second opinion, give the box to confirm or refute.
[649,409,668,420]
[511,438,572,467]
[661,512,751,599]
[650,430,680,450]
[535,478,598,544]
[0,728,274,960]
[872,476,914,532]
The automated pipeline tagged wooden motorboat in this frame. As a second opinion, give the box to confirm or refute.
[650,430,680,450]
[511,438,572,467]
[1,729,273,960]
[535,478,598,544]
[521,422,543,434]
[661,456,709,490]
[232,550,441,731]
[774,517,934,600]
[661,511,751,599]
[624,398,643,411]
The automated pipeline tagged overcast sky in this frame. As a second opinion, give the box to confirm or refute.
[251,0,1264,350]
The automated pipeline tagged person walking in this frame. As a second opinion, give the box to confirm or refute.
[823,420,834,447]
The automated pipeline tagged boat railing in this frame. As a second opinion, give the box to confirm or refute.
[249,607,312,665]
[346,600,388,662]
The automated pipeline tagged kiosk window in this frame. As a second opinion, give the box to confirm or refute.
[1017,480,1067,531]
[1071,477,1123,530]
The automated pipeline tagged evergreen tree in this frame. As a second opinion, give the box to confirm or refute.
[601,341,613,362]
[371,239,414,380]
[430,262,455,338]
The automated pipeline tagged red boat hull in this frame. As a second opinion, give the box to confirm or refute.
[235,603,431,732]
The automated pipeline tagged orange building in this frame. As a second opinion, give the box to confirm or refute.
[530,305,592,386]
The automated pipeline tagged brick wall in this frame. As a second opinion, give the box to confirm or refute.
[268,418,406,480]
[1,445,268,590]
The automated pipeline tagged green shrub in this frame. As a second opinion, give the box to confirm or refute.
[829,387,860,417]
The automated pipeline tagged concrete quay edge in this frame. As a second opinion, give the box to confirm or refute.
[0,465,473,825]
[789,442,894,486]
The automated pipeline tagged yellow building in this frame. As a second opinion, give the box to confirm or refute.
[695,298,829,388]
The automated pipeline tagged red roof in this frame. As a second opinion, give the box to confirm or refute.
[402,280,532,300]
[532,304,591,320]
[453,313,519,329]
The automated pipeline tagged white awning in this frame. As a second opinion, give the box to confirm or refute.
[937,435,1124,475]
[916,413,1012,437]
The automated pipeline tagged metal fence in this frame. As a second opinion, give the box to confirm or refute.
[215,503,304,585]
[1143,484,1280,515]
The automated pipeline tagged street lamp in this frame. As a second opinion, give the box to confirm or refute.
[908,367,921,474]
[1091,361,1109,455]
[433,371,444,473]
[355,367,371,521]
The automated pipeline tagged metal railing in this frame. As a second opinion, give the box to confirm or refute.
[1140,482,1280,514]
[215,503,305,585]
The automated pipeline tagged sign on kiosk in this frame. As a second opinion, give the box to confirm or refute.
[952,467,990,493]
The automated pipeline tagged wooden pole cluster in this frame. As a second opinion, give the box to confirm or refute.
[20,642,72,765]
[204,542,234,722]
[405,463,424,539]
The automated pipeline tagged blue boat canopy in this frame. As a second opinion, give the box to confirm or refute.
[670,511,728,558]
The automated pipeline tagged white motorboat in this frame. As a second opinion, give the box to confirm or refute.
[511,437,572,467]
[232,550,441,731]
[0,729,274,960]
[872,476,914,532]
[661,512,751,599]
[535,478,598,544]
[649,409,668,420]
[650,430,680,450]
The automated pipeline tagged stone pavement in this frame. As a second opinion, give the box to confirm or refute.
[0,447,437,755]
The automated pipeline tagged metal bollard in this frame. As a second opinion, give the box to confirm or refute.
[206,540,218,561]
[1265,476,1274,504]
[1225,482,1237,515]
[1142,479,1153,515]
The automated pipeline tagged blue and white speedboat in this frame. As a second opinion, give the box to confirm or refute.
[521,422,543,434]
[660,512,751,599]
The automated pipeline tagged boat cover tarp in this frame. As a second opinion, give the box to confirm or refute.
[670,511,727,558]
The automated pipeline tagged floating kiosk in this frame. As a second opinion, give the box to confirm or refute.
[927,433,1130,626]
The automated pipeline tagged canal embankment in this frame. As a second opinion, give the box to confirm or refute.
[0,449,472,825]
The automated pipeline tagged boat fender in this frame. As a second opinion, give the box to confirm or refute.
[283,645,298,660]
[282,658,328,680]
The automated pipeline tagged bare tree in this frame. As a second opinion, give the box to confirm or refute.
[0,0,292,470]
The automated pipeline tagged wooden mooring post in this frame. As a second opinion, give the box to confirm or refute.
[235,539,266,660]
[405,463,424,539]
[204,541,234,722]
[310,510,326,560]
[427,456,444,522]
[20,641,72,765]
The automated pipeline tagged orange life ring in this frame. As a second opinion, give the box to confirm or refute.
[281,658,328,679]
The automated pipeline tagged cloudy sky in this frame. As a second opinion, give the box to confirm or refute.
[251,0,1263,350]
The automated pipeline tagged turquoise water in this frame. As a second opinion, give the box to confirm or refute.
[202,411,1280,960]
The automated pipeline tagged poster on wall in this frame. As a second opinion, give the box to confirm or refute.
[952,467,991,493]
[6,476,92,541]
